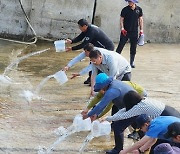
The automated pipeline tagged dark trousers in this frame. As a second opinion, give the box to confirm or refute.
[112,116,138,151]
[111,72,133,151]
[116,32,138,55]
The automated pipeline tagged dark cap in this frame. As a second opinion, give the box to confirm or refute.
[164,122,180,139]
[154,143,180,154]
[136,114,150,129]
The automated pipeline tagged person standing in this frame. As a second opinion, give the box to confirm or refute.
[66,19,115,84]
[116,0,143,68]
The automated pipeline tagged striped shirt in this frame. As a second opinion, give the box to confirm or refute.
[106,98,165,122]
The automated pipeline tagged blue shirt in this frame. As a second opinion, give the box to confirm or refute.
[88,79,135,117]
[146,116,180,141]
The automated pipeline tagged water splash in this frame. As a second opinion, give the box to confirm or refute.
[19,90,42,103]
[38,115,92,154]
[79,132,94,154]
[3,48,50,76]
[20,74,56,102]
[54,126,68,136]
[79,120,111,153]
[38,125,76,154]
[34,75,54,95]
[0,75,13,84]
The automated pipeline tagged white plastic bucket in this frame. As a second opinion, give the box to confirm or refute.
[54,70,68,85]
[91,120,111,137]
[138,34,145,46]
[73,114,91,132]
[54,40,65,52]
[91,120,101,137]
[99,121,111,136]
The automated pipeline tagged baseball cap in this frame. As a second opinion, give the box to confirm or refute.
[94,73,111,92]
[136,114,150,129]
[125,0,138,3]
[154,143,180,154]
[164,122,180,139]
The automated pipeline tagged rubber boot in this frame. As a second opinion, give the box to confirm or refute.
[130,54,136,68]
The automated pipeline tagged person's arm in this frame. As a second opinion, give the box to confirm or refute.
[71,64,92,79]
[71,33,85,44]
[87,89,119,117]
[90,65,98,96]
[120,16,125,30]
[120,16,127,36]
[139,138,157,152]
[79,64,92,76]
[66,52,86,68]
[87,92,103,109]
[98,102,113,118]
[90,75,95,96]
[139,16,143,34]
[120,136,153,154]
[72,29,95,50]
[106,104,144,122]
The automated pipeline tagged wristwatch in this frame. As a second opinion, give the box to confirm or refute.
[138,148,143,154]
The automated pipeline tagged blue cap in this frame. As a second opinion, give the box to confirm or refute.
[125,0,138,3]
[94,73,109,92]
[136,114,150,129]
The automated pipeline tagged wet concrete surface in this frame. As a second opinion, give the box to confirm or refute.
[0,40,180,154]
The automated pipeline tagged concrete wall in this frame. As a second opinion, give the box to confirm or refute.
[0,0,179,43]
[95,0,180,43]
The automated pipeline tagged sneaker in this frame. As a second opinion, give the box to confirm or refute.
[128,131,140,141]
[84,77,90,84]
[106,148,119,154]
[130,63,135,68]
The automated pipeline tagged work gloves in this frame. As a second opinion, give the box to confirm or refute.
[139,30,143,36]
[121,28,127,36]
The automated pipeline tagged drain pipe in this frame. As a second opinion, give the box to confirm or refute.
[92,0,97,24]
[0,0,37,45]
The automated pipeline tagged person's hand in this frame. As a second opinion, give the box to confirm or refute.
[81,109,88,116]
[90,114,97,121]
[63,66,69,71]
[90,90,95,97]
[65,39,72,44]
[65,47,72,52]
[139,30,143,35]
[102,116,112,122]
[121,28,127,36]
[82,113,88,120]
[70,73,80,79]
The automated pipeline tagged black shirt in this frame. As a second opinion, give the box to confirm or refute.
[121,5,143,32]
[72,25,114,51]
